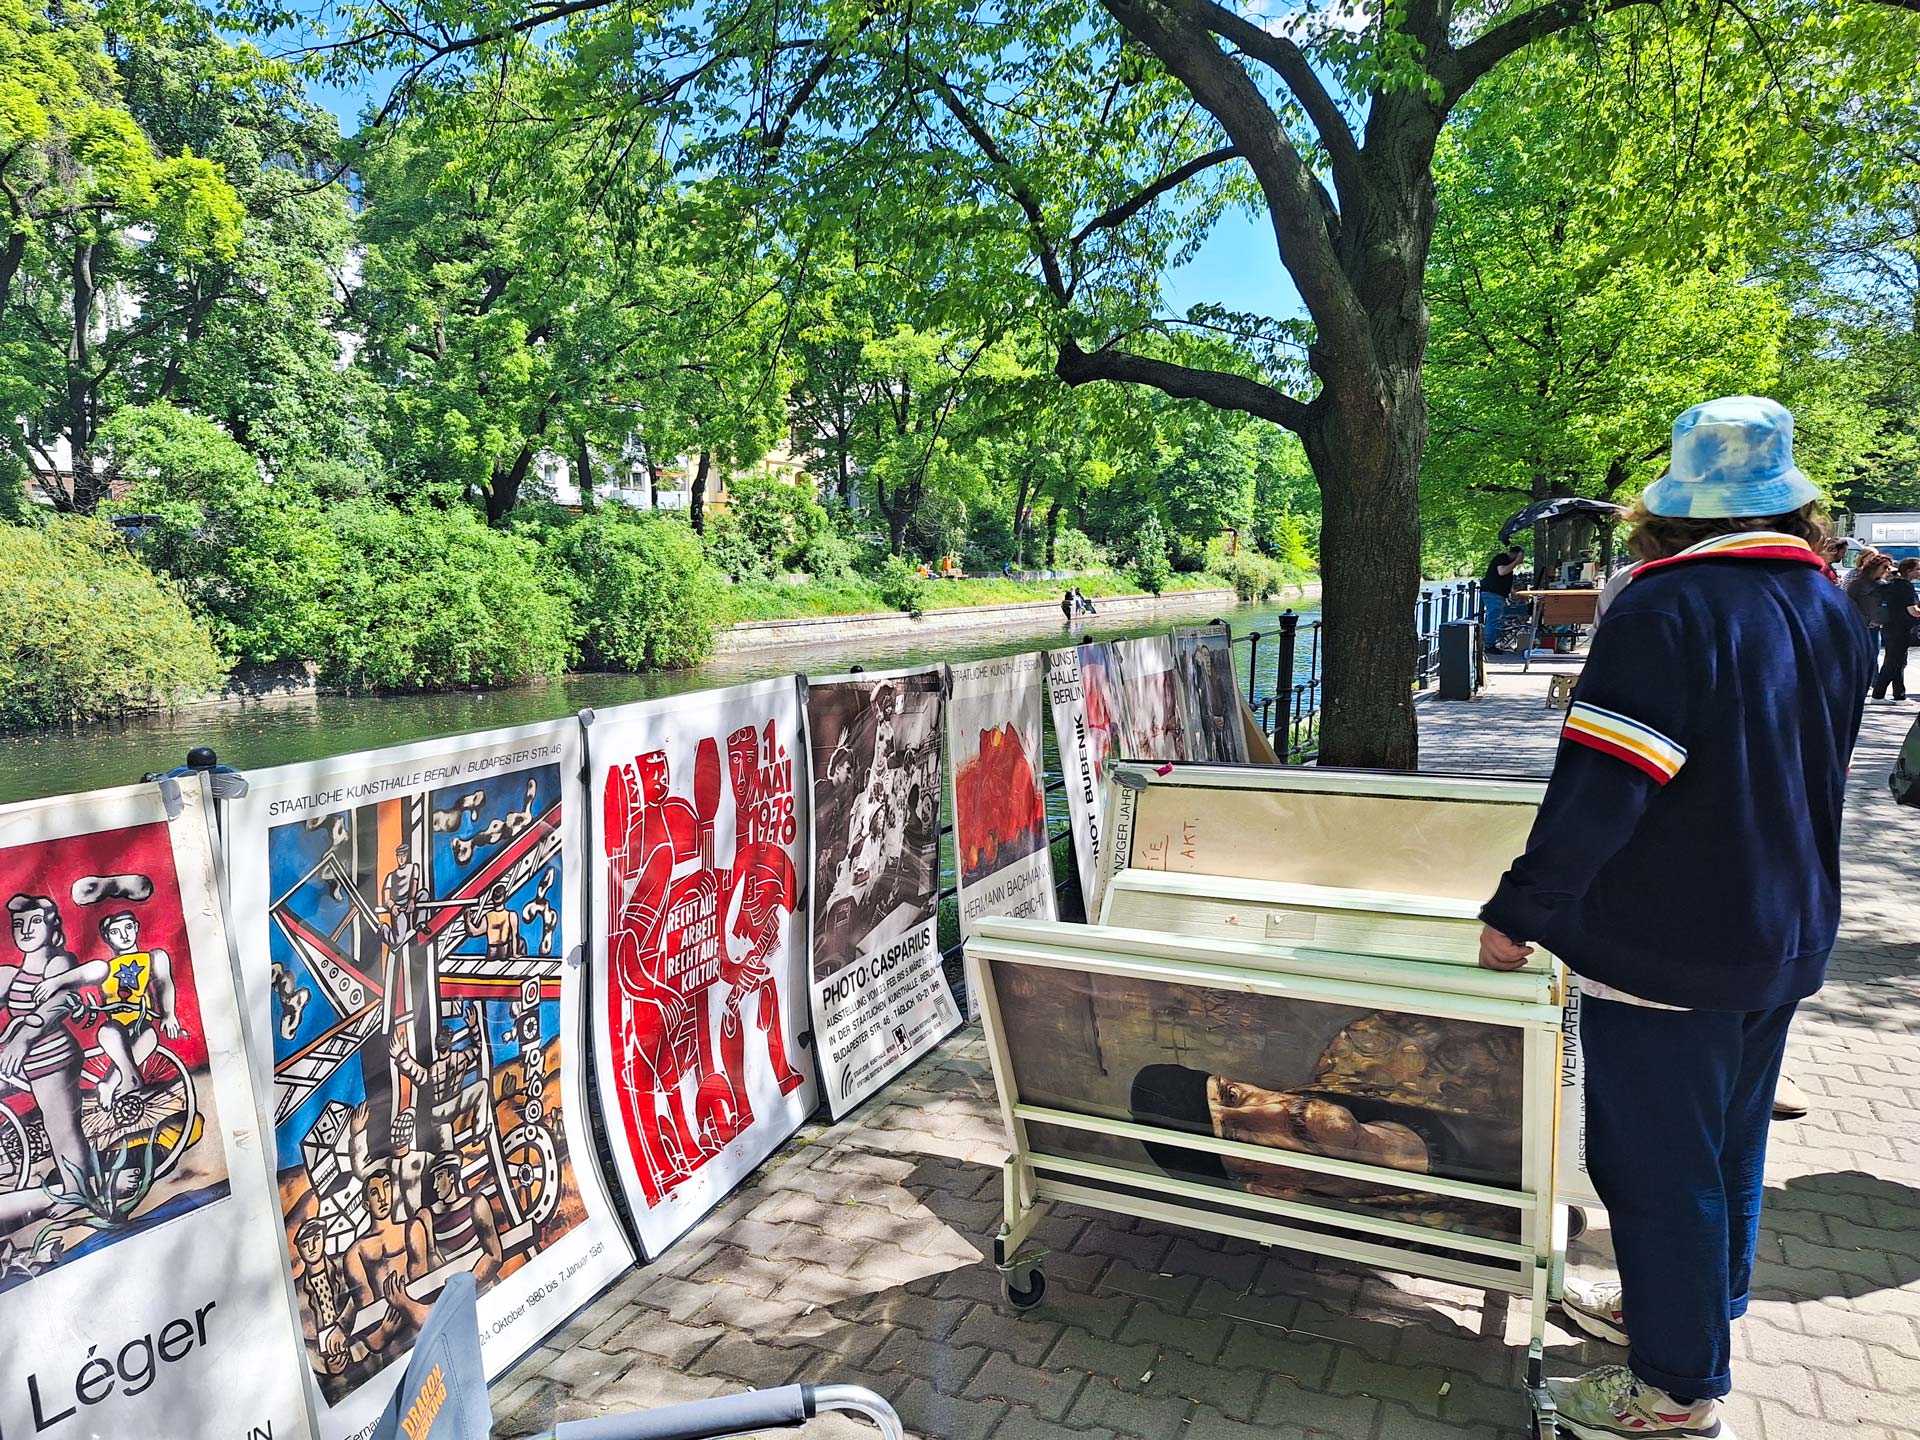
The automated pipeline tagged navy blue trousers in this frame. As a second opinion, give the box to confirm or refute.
[1582,996,1797,1401]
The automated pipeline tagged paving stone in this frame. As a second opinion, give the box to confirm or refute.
[988,1406,1096,1440]
[891,1377,1011,1440]
[596,1313,724,1367]
[1254,1377,1382,1437]
[955,1301,1065,1367]
[1139,1348,1264,1420]
[1116,1300,1233,1361]
[1066,1378,1195,1440]
[868,1325,991,1394]
[971,1351,1089,1420]
[1179,1403,1314,1440]
[1217,1321,1337,1387]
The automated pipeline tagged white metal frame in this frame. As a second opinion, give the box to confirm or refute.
[970,915,1567,1434]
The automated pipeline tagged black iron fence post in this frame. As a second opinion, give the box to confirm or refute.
[1273,611,1299,754]
[1244,631,1262,706]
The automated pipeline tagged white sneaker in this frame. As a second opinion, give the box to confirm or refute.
[1547,1365,1736,1439]
[1561,1278,1628,1345]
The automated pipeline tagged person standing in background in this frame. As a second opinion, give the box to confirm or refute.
[1848,551,1892,669]
[1481,545,1524,652]
[1477,397,1871,1440]
[1872,557,1920,702]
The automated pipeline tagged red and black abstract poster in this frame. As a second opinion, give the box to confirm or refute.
[588,679,819,1257]
[947,654,1056,1019]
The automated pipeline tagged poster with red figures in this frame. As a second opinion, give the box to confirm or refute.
[0,778,314,1440]
[804,668,960,1117]
[947,654,1056,1020]
[1044,641,1131,902]
[588,679,820,1257]
[1112,635,1190,763]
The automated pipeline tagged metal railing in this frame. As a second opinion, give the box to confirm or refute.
[1414,579,1481,689]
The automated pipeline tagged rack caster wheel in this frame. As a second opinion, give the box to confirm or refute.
[1004,1270,1047,1310]
[1566,1206,1587,1241]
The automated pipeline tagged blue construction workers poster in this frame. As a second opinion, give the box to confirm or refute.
[0,777,314,1440]
[224,721,632,1440]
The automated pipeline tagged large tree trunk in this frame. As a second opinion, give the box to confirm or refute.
[690,450,711,533]
[487,444,535,524]
[1045,500,1060,567]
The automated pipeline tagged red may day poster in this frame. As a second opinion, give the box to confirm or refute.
[804,667,960,1117]
[0,778,313,1440]
[587,679,820,1257]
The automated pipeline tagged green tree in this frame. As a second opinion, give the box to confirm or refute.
[540,510,723,669]
[0,0,243,510]
[100,402,343,665]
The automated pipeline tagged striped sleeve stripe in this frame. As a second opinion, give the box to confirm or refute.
[1563,702,1687,784]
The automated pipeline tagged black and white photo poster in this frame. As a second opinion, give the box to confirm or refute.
[1044,642,1127,904]
[1173,625,1250,765]
[948,654,1057,1019]
[803,668,960,1116]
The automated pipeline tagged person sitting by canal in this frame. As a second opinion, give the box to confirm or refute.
[1477,396,1871,1440]
[1129,1012,1523,1238]
[1872,556,1920,703]
[1480,545,1524,652]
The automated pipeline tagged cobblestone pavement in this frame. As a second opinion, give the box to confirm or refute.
[496,659,1920,1440]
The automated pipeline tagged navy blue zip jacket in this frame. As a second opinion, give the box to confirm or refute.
[1480,532,1873,1011]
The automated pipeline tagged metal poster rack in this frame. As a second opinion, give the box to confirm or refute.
[970,916,1568,1436]
[971,761,1589,1437]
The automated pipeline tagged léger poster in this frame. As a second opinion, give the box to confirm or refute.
[991,960,1526,1243]
[804,667,960,1117]
[587,678,821,1257]
[947,654,1057,1019]
[1172,626,1250,765]
[1043,641,1129,903]
[224,722,631,1439]
[0,778,314,1440]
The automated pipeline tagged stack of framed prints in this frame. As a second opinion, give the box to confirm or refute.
[968,914,1566,1433]
[1086,761,1597,1211]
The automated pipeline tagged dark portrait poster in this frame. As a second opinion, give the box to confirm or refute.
[0,779,313,1440]
[991,961,1527,1242]
[587,680,820,1257]
[1172,626,1250,765]
[228,722,631,1436]
[804,667,960,1116]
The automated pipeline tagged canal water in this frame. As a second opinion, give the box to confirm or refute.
[0,597,1321,805]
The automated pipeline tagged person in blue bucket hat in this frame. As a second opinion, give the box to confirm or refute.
[1476,396,1872,1439]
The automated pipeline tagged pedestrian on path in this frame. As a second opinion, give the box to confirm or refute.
[1871,556,1920,702]
[1848,550,1892,667]
[1474,396,1872,1440]
[1481,545,1524,652]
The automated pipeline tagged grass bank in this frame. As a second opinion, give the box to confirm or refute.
[723,569,1262,623]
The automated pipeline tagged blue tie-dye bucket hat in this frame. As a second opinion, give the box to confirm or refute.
[1641,396,1819,519]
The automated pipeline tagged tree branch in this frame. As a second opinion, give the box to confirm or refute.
[1097,0,1368,363]
[1056,338,1312,433]
[1174,0,1363,206]
[1069,146,1240,245]
[1438,0,1662,107]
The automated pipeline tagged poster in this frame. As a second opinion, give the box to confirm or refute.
[587,678,820,1256]
[947,654,1058,1018]
[0,778,314,1440]
[1112,635,1189,762]
[1044,642,1129,903]
[804,667,960,1116]
[225,723,631,1439]
[991,960,1526,1240]
[1173,626,1249,765]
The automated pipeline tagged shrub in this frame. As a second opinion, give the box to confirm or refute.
[1052,527,1103,572]
[874,555,928,617]
[727,471,831,571]
[1267,511,1317,571]
[1211,550,1289,602]
[101,403,343,666]
[542,511,723,670]
[0,518,226,729]
[799,527,857,581]
[322,501,572,690]
[703,511,774,582]
[1131,514,1172,595]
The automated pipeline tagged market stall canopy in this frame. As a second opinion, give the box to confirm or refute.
[1499,497,1626,544]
